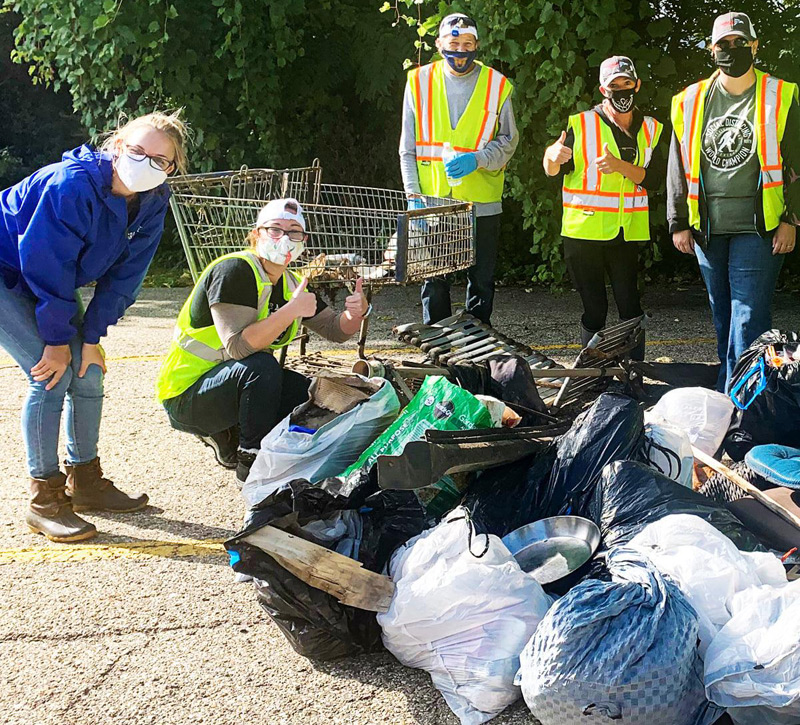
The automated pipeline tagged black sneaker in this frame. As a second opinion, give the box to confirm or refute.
[195,427,239,469]
[236,450,258,488]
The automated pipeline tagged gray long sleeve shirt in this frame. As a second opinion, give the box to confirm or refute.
[399,63,519,217]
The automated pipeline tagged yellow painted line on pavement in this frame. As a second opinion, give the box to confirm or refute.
[0,337,718,369]
[0,537,227,565]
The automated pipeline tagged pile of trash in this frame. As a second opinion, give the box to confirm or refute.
[225,331,800,725]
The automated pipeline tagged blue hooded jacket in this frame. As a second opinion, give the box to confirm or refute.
[0,145,170,345]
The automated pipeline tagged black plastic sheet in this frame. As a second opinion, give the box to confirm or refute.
[541,393,644,519]
[725,330,800,461]
[588,460,764,552]
[226,471,430,661]
[461,441,556,537]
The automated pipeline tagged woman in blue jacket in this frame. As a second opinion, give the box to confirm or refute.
[0,110,189,542]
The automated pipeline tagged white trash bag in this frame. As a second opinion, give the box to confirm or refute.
[377,508,552,725]
[705,580,800,725]
[628,515,786,654]
[645,387,734,456]
[642,420,695,487]
[242,376,399,508]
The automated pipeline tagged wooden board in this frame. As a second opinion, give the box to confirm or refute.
[243,525,395,613]
[692,446,800,532]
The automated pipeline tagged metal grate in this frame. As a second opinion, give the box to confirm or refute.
[168,167,475,285]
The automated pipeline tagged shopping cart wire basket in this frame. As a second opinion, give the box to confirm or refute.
[167,165,476,285]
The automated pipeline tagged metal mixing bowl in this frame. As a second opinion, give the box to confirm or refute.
[502,516,601,584]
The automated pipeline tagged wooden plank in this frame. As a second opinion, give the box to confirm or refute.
[692,446,800,532]
[243,526,395,613]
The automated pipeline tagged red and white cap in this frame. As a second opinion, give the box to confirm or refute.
[438,13,478,40]
[712,12,757,45]
[256,198,306,231]
[599,56,638,89]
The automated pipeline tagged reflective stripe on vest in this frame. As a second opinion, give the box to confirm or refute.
[671,70,798,231]
[408,60,513,203]
[561,110,662,242]
[155,251,302,402]
[171,264,274,364]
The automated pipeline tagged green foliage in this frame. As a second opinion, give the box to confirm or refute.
[4,0,800,286]
[5,0,416,186]
[0,11,84,188]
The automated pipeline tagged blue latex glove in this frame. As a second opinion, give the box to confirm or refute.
[444,152,478,179]
[407,197,426,211]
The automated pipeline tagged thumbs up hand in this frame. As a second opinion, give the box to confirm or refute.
[344,277,369,321]
[597,142,622,175]
[289,276,318,319]
[545,130,573,166]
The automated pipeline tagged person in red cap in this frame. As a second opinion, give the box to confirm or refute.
[543,56,666,357]
[668,12,800,391]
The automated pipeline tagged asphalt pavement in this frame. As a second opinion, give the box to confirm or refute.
[2,282,799,725]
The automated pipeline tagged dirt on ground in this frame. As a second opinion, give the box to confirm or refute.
[2,282,798,725]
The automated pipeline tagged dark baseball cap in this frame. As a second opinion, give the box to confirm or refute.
[599,56,638,88]
[712,12,757,45]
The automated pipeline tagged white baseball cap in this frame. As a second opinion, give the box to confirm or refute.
[256,198,306,231]
[438,13,479,40]
[711,12,757,45]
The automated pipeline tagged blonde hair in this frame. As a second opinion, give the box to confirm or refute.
[100,109,190,174]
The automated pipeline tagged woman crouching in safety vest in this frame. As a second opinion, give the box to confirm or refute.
[155,198,370,485]
[543,56,665,359]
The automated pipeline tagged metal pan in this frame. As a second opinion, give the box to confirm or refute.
[502,516,601,584]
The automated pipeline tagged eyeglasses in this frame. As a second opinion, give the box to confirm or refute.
[124,144,176,173]
[715,37,751,50]
[258,226,306,242]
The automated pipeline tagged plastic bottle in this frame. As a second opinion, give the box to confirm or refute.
[442,142,462,187]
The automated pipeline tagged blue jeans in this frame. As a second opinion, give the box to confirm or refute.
[695,231,784,392]
[163,352,310,451]
[0,282,104,478]
[421,213,501,325]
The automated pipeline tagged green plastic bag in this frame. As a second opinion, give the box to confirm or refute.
[342,377,493,507]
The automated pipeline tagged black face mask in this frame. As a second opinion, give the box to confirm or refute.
[607,87,636,113]
[713,46,754,78]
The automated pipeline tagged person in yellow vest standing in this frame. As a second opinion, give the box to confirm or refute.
[155,199,370,485]
[543,56,665,358]
[668,12,799,392]
[400,13,518,325]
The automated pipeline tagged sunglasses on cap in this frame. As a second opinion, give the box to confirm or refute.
[443,15,477,32]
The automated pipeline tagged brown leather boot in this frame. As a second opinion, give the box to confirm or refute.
[65,458,149,513]
[26,472,97,542]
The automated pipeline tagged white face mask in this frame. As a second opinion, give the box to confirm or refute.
[115,152,168,193]
[256,234,304,266]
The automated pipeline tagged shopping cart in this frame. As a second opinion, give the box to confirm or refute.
[167,163,476,359]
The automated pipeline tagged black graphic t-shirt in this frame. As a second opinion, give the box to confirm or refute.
[700,82,760,234]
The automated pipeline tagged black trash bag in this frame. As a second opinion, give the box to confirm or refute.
[461,441,556,537]
[226,471,431,661]
[724,330,800,461]
[540,393,644,518]
[588,460,764,552]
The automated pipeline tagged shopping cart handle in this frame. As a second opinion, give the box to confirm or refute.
[730,357,768,410]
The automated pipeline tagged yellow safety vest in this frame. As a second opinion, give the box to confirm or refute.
[561,110,663,242]
[155,251,301,402]
[671,69,798,232]
[408,60,513,203]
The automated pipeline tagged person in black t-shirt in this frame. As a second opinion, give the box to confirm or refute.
[157,198,370,485]
[543,56,666,358]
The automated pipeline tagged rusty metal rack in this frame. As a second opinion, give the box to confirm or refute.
[391,313,644,410]
[393,313,567,406]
